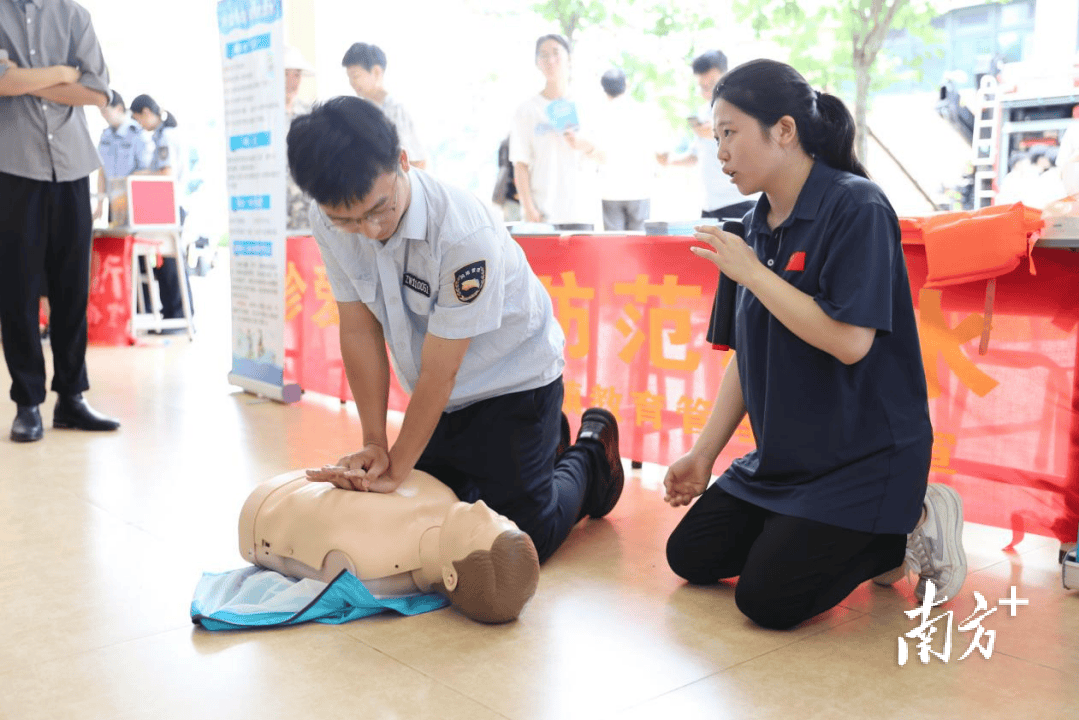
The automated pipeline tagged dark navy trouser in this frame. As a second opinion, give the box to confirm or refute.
[415,376,602,563]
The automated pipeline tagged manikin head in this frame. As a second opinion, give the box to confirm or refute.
[433,500,540,624]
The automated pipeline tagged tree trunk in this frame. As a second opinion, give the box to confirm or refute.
[854,61,871,166]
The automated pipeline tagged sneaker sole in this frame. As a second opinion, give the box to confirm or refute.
[918,484,968,601]
[872,565,907,586]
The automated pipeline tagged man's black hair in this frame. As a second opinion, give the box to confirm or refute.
[341,42,387,70]
[691,49,728,75]
[600,68,626,98]
[287,96,401,207]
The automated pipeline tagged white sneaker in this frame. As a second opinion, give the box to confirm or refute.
[907,484,967,602]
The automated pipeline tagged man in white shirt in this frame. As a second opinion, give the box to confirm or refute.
[658,49,759,220]
[593,68,657,231]
[286,97,624,563]
[342,42,426,170]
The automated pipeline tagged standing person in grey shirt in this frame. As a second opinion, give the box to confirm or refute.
[0,0,120,443]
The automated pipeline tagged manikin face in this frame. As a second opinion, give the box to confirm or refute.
[319,152,410,242]
[346,64,381,98]
[438,500,517,589]
[712,97,791,197]
[696,67,723,102]
[536,39,569,84]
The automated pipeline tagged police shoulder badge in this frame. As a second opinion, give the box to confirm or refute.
[453,261,486,303]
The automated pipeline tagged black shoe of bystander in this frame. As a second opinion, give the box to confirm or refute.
[11,405,44,442]
[53,394,120,432]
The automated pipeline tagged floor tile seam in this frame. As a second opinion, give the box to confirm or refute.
[597,669,726,719]
[989,648,1079,677]
[7,623,192,677]
[715,610,874,668]
[344,636,514,719]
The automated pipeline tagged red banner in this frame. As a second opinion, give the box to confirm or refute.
[284,233,1079,543]
[87,234,137,346]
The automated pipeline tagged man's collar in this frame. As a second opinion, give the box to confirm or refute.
[394,170,427,243]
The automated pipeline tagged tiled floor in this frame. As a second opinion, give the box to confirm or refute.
[1,265,1075,719]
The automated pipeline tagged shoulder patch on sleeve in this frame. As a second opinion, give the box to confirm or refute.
[453,261,486,303]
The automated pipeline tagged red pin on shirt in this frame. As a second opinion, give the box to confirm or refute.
[785,251,806,272]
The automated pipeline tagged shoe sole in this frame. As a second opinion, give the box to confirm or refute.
[580,408,624,518]
[872,565,907,586]
[52,422,119,431]
[10,430,44,442]
[917,484,968,601]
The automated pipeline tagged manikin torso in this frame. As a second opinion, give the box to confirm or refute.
[239,470,459,595]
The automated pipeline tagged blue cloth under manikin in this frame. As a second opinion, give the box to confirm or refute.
[190,566,449,631]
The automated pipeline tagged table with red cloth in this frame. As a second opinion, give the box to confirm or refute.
[283,231,1079,546]
[87,233,138,346]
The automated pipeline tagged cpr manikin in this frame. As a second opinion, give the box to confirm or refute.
[238,469,540,623]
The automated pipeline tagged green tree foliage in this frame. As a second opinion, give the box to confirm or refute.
[732,0,943,161]
[530,0,720,131]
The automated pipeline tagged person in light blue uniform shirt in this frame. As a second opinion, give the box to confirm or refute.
[129,93,192,326]
[288,96,625,563]
[94,91,150,223]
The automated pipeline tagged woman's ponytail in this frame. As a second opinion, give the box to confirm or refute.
[810,91,867,179]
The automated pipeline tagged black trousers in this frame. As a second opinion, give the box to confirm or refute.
[0,171,92,406]
[140,255,194,320]
[702,201,757,221]
[415,376,603,563]
[667,483,906,630]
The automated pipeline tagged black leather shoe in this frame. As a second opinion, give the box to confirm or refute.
[575,407,625,519]
[11,405,44,443]
[53,394,120,432]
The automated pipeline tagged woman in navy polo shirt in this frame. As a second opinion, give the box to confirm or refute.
[663,59,967,629]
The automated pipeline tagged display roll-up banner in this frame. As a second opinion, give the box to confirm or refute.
[218,0,300,403]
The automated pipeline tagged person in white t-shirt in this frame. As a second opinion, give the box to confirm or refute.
[658,49,759,220]
[593,68,658,231]
[509,34,599,226]
[342,42,427,170]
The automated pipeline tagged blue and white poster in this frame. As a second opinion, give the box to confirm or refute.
[218,0,300,402]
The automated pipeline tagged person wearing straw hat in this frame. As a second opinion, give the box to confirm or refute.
[285,45,315,231]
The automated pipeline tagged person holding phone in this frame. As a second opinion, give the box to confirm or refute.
[509,34,599,226]
[662,59,966,630]
[658,50,759,220]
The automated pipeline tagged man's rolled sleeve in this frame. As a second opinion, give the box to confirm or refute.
[71,10,110,98]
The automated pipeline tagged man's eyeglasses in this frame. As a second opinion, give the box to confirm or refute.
[328,173,400,232]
